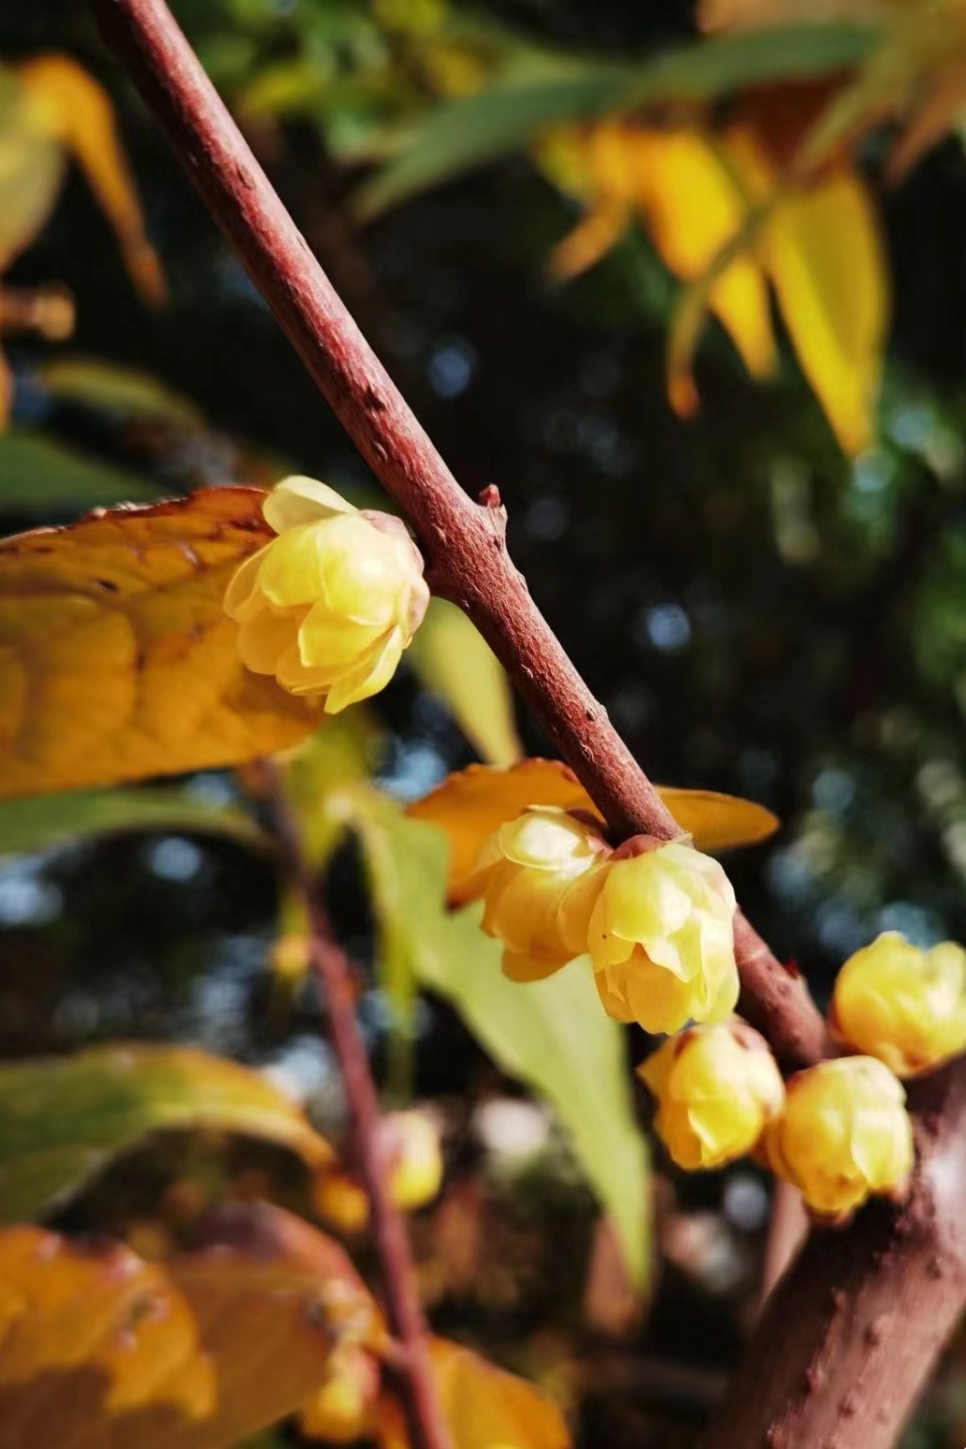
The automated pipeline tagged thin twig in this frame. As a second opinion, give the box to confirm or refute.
[262,760,453,1449]
[90,0,824,1069]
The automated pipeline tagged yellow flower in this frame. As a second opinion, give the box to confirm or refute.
[313,1110,443,1234]
[831,931,966,1078]
[224,475,429,712]
[298,1345,379,1444]
[763,1056,913,1219]
[469,806,611,982]
[587,841,738,1033]
[638,1019,784,1170]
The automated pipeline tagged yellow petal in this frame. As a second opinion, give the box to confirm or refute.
[325,628,405,714]
[263,475,358,534]
[762,166,888,455]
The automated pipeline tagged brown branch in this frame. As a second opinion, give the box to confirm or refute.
[89,0,823,1072]
[704,1060,966,1448]
[261,761,453,1449]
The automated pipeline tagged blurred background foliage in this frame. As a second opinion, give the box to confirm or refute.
[4,0,966,1445]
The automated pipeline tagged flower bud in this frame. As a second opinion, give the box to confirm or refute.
[313,1110,443,1234]
[469,806,611,981]
[298,1345,379,1444]
[831,931,966,1078]
[638,1019,784,1170]
[225,475,429,712]
[587,841,738,1033]
[763,1056,913,1218]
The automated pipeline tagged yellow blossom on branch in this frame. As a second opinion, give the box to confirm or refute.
[587,840,739,1034]
[225,476,429,712]
[762,1056,913,1218]
[468,805,611,981]
[638,1019,784,1170]
[831,930,966,1078]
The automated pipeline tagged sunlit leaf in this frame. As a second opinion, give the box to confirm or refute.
[408,598,521,766]
[349,786,650,1285]
[0,487,321,799]
[763,166,888,454]
[0,783,264,857]
[359,26,877,216]
[0,430,160,515]
[374,1338,570,1449]
[16,54,165,304]
[0,1204,380,1449]
[0,69,64,274]
[633,129,776,404]
[0,1044,330,1221]
[407,760,779,901]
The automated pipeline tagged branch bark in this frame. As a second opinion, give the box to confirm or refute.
[262,761,453,1449]
[89,0,823,1073]
[705,1060,966,1448]
[88,3,966,1443]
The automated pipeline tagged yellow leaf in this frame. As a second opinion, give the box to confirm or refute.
[659,785,779,853]
[15,54,165,304]
[0,487,321,799]
[0,1205,381,1449]
[375,1339,570,1449]
[763,165,887,454]
[407,760,778,901]
[637,130,777,392]
[0,68,64,274]
[407,759,589,903]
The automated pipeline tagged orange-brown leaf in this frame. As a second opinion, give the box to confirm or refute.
[0,487,321,799]
[0,1205,381,1449]
[374,1338,570,1449]
[407,760,778,901]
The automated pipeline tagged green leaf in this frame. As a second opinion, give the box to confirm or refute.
[0,1044,331,1221]
[409,598,521,767]
[0,783,265,857]
[37,357,205,431]
[348,788,650,1284]
[0,429,160,515]
[358,24,877,216]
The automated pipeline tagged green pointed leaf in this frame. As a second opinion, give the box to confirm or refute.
[0,1044,331,1221]
[348,787,650,1284]
[0,430,160,515]
[409,598,521,767]
[358,24,877,217]
[0,783,265,857]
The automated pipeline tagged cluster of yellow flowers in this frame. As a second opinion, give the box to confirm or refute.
[642,930,966,1216]
[226,479,966,1221]
[465,800,966,1218]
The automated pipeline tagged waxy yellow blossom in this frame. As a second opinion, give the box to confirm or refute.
[763,1056,913,1219]
[639,1019,784,1171]
[587,841,738,1033]
[469,806,611,981]
[831,931,966,1078]
[225,475,429,712]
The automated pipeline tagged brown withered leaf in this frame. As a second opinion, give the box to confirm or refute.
[0,1205,381,1449]
[0,488,321,799]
